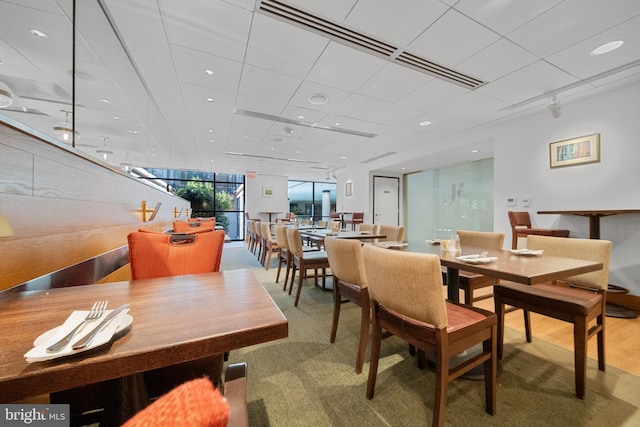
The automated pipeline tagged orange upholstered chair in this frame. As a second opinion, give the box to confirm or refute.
[508,211,569,249]
[128,230,225,279]
[173,219,215,234]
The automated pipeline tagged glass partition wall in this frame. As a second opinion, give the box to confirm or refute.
[404,158,494,240]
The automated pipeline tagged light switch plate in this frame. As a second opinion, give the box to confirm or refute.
[507,197,517,207]
[521,197,531,207]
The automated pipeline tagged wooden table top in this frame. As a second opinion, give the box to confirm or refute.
[0,269,288,402]
[538,209,640,217]
[402,241,603,285]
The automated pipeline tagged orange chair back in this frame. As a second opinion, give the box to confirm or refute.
[128,230,225,280]
[173,219,215,233]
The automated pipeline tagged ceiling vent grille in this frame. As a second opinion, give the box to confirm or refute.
[361,152,396,164]
[257,0,485,89]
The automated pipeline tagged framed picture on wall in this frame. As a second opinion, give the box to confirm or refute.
[262,187,274,198]
[345,181,352,197]
[549,133,600,168]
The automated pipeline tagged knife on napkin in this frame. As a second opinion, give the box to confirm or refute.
[72,303,130,350]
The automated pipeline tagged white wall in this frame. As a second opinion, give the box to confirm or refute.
[392,81,640,294]
[245,174,289,222]
[492,82,640,293]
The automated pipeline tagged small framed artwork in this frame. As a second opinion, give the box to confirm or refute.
[549,133,600,168]
[345,181,352,197]
[262,187,274,198]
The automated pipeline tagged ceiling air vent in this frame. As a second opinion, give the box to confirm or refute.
[361,152,396,164]
[258,0,396,57]
[257,0,485,89]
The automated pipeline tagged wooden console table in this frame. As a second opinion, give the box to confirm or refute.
[538,209,640,239]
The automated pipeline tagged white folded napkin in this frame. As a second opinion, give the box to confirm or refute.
[375,241,408,249]
[456,254,498,264]
[25,309,131,363]
[510,249,544,256]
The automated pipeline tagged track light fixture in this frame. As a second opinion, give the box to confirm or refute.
[548,95,562,119]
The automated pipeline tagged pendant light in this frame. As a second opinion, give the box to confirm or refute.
[53,110,79,143]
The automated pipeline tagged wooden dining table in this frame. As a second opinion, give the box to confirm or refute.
[299,229,386,249]
[0,268,288,403]
[399,240,604,302]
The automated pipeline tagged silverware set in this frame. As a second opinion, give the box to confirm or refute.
[46,300,108,352]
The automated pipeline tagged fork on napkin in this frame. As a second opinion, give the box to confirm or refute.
[24,308,131,362]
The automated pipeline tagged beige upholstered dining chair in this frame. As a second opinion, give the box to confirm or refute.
[286,227,331,306]
[274,225,291,287]
[324,237,369,374]
[453,230,505,305]
[362,245,497,427]
[260,222,279,270]
[358,223,377,234]
[494,235,611,398]
[328,220,341,232]
[377,224,404,242]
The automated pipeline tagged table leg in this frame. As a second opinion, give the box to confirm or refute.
[446,267,460,302]
[587,215,601,239]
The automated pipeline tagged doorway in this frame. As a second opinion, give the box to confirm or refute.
[373,176,400,225]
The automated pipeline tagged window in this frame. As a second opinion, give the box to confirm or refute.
[288,181,336,221]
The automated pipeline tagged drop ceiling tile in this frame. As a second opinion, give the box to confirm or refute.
[407,8,500,68]
[344,0,448,46]
[161,0,252,62]
[456,38,538,82]
[545,15,640,79]
[244,13,329,79]
[476,60,579,104]
[306,42,387,92]
[454,0,563,36]
[370,104,423,127]
[356,62,433,103]
[181,82,237,112]
[238,64,303,107]
[397,78,469,111]
[172,45,242,90]
[431,91,508,124]
[333,93,391,121]
[507,0,640,57]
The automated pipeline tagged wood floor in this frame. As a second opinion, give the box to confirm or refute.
[474,291,640,377]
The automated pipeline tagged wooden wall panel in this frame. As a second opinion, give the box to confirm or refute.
[0,123,189,290]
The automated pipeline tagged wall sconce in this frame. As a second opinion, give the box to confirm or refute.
[173,207,184,218]
[0,215,14,237]
[141,200,162,222]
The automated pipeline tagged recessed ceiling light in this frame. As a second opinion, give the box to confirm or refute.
[401,167,406,170]
[206,98,214,102]
[471,149,479,153]
[296,150,301,154]
[99,98,111,104]
[334,122,341,127]
[419,120,432,126]
[208,129,213,133]
[113,116,120,120]
[204,69,215,75]
[591,40,624,55]
[340,156,347,159]
[298,115,305,119]
[209,139,214,143]
[128,129,139,134]
[308,93,329,105]
[30,29,48,39]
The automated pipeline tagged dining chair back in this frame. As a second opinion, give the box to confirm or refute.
[362,245,497,426]
[344,212,364,230]
[508,211,569,249]
[260,222,279,270]
[494,235,611,398]
[128,230,225,279]
[274,225,291,288]
[173,219,215,234]
[324,237,369,374]
[358,223,377,234]
[378,224,404,242]
[286,227,331,306]
[453,230,505,305]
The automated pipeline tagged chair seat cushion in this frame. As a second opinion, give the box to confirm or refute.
[495,282,602,316]
[445,302,496,334]
[301,250,328,261]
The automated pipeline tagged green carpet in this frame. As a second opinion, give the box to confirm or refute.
[220,245,640,426]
